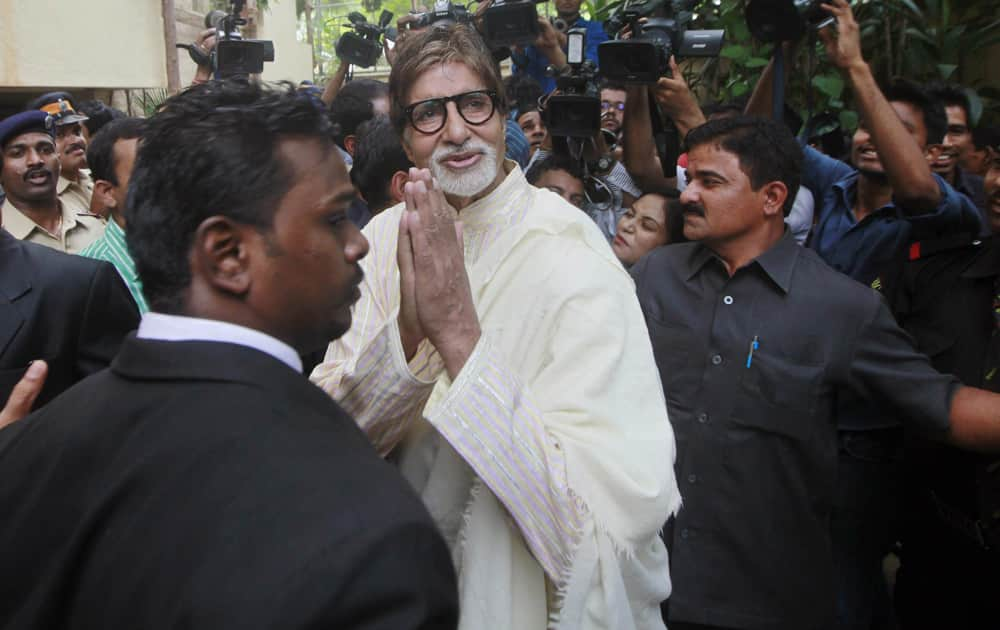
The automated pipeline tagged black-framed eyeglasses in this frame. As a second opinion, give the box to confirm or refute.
[404,90,498,135]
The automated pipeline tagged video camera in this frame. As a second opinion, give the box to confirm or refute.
[745,0,834,43]
[542,27,602,138]
[406,0,473,30]
[480,0,545,47]
[200,0,275,78]
[336,10,394,68]
[599,0,724,84]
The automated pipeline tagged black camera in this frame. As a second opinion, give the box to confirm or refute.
[543,28,602,138]
[206,1,275,78]
[481,0,544,47]
[336,10,394,68]
[599,0,724,84]
[408,0,473,30]
[746,0,834,43]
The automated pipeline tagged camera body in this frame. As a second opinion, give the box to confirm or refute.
[409,0,473,30]
[599,0,723,84]
[481,0,542,47]
[543,28,602,138]
[745,0,833,43]
[217,39,275,76]
[204,2,275,78]
[336,10,394,68]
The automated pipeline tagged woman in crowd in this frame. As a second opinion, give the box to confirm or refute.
[611,192,686,267]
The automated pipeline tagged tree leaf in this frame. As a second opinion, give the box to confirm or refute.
[745,57,770,68]
[812,75,845,99]
[936,63,959,79]
[964,87,984,126]
[720,45,750,61]
[840,110,859,133]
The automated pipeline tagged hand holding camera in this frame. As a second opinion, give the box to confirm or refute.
[652,56,706,136]
[816,0,864,73]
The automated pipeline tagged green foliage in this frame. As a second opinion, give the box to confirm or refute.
[129,89,171,118]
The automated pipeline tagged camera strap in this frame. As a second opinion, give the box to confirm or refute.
[771,44,785,124]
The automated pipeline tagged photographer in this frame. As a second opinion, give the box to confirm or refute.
[621,56,705,191]
[512,0,607,93]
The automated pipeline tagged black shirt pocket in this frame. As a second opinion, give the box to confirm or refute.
[731,350,824,441]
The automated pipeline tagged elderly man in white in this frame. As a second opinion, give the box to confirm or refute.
[312,24,680,630]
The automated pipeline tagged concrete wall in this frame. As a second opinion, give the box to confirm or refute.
[256,1,313,83]
[0,0,313,91]
[0,0,168,89]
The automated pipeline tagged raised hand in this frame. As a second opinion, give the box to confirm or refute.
[818,0,864,72]
[397,169,480,377]
[653,56,706,136]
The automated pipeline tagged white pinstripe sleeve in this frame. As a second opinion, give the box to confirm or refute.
[311,211,445,456]
[426,332,586,584]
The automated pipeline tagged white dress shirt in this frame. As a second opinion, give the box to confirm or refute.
[137,312,302,373]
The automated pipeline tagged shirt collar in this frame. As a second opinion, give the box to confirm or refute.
[1,198,77,240]
[752,229,800,292]
[961,236,1000,279]
[453,159,524,230]
[103,217,127,244]
[952,168,976,196]
[685,229,799,293]
[137,312,303,373]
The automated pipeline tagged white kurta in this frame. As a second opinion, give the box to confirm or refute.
[312,163,680,629]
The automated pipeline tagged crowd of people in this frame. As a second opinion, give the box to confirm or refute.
[0,0,999,628]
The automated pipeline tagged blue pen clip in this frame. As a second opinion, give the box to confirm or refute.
[746,335,759,368]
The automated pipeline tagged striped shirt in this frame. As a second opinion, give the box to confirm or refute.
[80,220,148,313]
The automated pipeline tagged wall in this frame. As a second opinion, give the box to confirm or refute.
[256,1,313,83]
[0,0,167,89]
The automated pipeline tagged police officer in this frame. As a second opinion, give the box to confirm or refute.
[25,92,97,219]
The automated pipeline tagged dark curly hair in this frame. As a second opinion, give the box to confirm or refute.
[126,80,336,313]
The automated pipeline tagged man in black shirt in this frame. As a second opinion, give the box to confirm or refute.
[632,115,1000,630]
[886,139,1000,628]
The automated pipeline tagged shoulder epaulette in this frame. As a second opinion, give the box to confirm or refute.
[908,233,982,261]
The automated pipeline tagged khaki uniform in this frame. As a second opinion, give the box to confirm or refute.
[57,170,95,217]
[2,197,105,254]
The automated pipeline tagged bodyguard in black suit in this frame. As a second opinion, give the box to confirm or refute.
[0,229,139,407]
[0,81,458,629]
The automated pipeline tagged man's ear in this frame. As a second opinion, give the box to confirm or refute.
[344,134,357,157]
[390,170,409,205]
[190,216,254,298]
[92,179,116,214]
[761,181,790,218]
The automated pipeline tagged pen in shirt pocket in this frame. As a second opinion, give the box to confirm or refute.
[746,335,759,368]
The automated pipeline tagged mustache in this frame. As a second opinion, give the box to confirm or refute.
[64,142,86,154]
[23,166,52,182]
[432,140,492,161]
[681,202,706,216]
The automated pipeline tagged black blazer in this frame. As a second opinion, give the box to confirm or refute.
[0,229,139,407]
[0,337,458,629]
